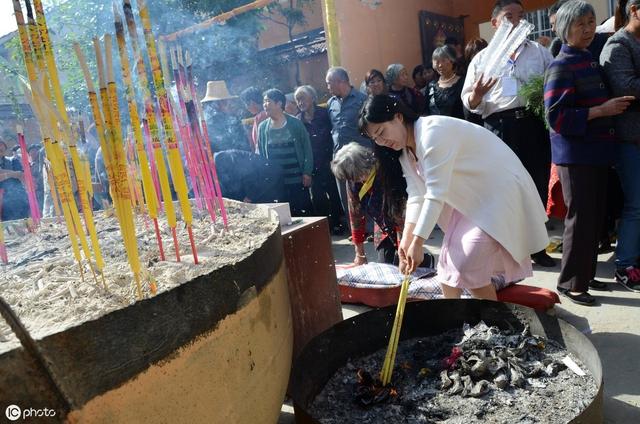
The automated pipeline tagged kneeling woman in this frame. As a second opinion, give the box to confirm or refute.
[359,95,549,299]
[331,142,407,266]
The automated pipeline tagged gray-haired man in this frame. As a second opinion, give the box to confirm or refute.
[325,67,372,225]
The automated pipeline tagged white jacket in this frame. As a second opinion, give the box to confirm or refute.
[400,116,548,262]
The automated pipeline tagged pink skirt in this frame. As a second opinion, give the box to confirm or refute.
[437,209,532,289]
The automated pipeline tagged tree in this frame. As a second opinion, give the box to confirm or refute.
[4,0,264,114]
[261,0,314,86]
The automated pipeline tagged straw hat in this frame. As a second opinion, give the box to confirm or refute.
[200,80,238,103]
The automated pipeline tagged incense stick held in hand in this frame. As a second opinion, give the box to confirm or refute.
[380,273,411,386]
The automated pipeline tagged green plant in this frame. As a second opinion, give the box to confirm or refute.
[518,74,548,129]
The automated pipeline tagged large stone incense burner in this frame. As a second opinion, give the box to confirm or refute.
[0,201,293,423]
[291,300,603,424]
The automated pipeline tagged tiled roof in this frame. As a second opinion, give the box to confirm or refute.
[258,27,326,63]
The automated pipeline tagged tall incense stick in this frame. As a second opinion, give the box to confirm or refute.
[137,0,198,264]
[123,0,181,261]
[113,4,165,261]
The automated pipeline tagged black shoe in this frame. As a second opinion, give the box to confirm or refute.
[531,251,556,267]
[331,225,346,236]
[597,242,614,254]
[588,279,609,291]
[557,288,596,306]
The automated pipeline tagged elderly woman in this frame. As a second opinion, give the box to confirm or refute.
[295,85,344,233]
[426,46,465,119]
[331,142,407,265]
[545,0,635,305]
[359,95,549,300]
[386,63,425,116]
[600,0,640,292]
[364,69,387,96]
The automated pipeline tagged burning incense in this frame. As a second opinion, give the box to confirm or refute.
[113,4,165,260]
[123,0,181,261]
[380,274,411,386]
[27,0,104,284]
[16,125,41,226]
[12,0,37,84]
[16,0,98,283]
[137,0,198,264]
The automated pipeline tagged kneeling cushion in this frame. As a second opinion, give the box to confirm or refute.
[336,263,559,311]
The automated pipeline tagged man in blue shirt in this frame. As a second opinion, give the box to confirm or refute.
[326,67,372,222]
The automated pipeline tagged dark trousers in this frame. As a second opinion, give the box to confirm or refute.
[600,167,623,244]
[484,112,551,206]
[311,165,343,228]
[285,184,313,217]
[557,165,608,292]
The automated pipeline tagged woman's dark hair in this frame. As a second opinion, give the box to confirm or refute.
[412,64,425,80]
[240,86,263,105]
[365,69,386,86]
[263,88,286,110]
[358,94,419,130]
[464,37,488,66]
[374,145,407,222]
[616,0,640,29]
[358,95,417,221]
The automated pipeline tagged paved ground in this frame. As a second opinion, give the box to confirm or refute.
[280,219,640,423]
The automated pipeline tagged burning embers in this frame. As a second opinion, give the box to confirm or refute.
[354,369,398,406]
[311,321,597,423]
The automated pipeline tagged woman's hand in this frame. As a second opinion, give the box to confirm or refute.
[302,174,313,187]
[590,96,635,119]
[404,237,425,274]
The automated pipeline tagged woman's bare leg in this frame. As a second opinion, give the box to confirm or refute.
[441,284,463,299]
[469,283,497,301]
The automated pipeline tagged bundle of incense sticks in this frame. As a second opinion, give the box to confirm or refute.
[122,0,182,262]
[137,0,199,264]
[161,43,228,229]
[13,0,104,286]
[16,125,41,227]
[113,4,164,259]
[380,274,411,386]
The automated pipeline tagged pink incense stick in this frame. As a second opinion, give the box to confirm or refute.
[17,128,41,226]
[153,218,165,261]
[171,227,180,262]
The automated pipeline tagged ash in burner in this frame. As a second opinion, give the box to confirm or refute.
[309,322,597,423]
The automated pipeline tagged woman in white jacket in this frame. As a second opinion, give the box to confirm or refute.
[359,95,548,299]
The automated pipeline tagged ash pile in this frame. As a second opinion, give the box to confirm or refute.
[439,322,568,397]
[310,322,597,424]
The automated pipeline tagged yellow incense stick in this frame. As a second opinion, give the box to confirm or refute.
[380,274,411,386]
[138,0,193,228]
[123,0,179,260]
[26,0,104,281]
[103,34,143,298]
[12,0,37,84]
[114,5,159,221]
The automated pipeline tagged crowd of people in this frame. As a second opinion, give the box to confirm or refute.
[2,0,639,306]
